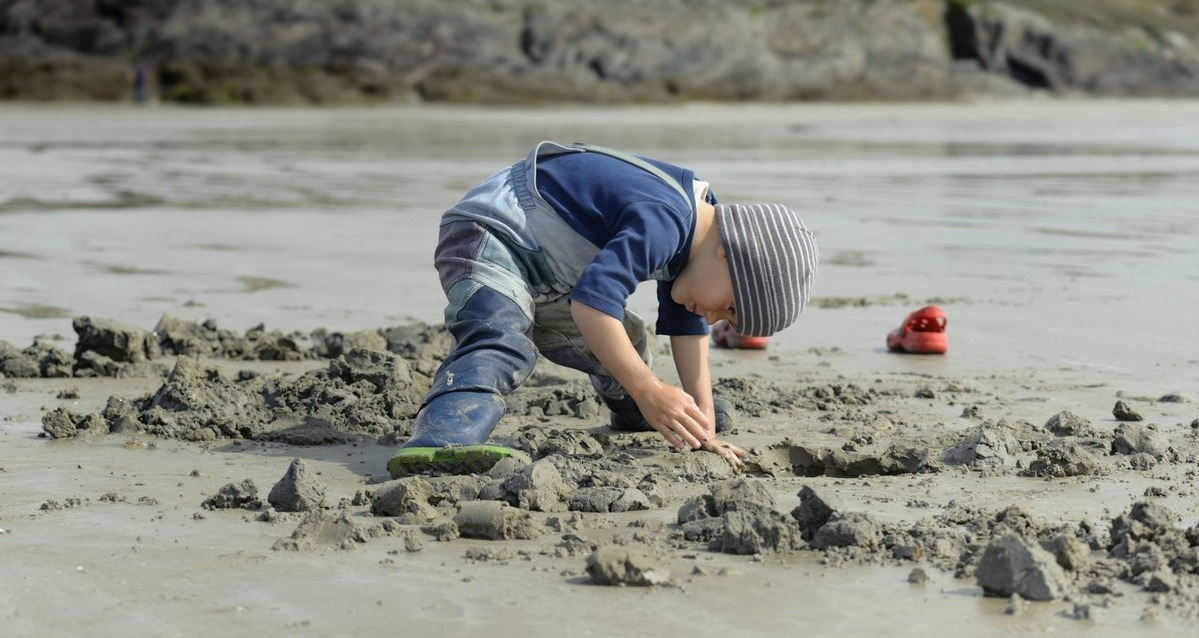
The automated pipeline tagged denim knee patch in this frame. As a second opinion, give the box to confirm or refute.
[427,284,538,400]
[436,222,535,321]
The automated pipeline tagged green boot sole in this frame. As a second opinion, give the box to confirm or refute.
[387,445,531,479]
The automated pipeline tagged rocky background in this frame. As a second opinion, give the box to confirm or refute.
[1,0,1198,105]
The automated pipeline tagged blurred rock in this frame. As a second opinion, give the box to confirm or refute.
[1112,400,1144,422]
[2,0,1197,105]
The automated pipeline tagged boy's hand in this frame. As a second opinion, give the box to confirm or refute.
[568,301,718,451]
[700,438,746,471]
[571,301,713,450]
[634,381,712,450]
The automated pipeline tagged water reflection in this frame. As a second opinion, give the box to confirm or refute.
[0,103,1196,366]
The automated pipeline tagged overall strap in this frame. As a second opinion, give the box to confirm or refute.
[568,142,692,207]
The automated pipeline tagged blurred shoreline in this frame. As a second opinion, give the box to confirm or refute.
[2,0,1198,106]
[2,99,1197,386]
[2,95,1199,638]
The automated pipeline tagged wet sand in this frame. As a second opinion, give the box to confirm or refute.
[2,101,1199,637]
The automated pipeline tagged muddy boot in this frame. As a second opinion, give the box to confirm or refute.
[388,391,530,478]
[604,394,734,434]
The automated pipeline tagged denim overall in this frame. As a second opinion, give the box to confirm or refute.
[402,142,694,449]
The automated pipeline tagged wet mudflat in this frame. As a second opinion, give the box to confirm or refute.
[1,101,1198,637]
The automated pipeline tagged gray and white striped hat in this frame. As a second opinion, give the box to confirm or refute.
[715,203,818,337]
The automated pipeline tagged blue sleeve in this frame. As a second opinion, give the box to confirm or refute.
[569,200,680,319]
[568,200,707,337]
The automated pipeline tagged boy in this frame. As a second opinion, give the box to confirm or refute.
[388,141,818,478]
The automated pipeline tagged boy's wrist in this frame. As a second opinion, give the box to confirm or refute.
[623,374,661,404]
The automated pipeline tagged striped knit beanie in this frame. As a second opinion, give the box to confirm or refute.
[715,203,818,337]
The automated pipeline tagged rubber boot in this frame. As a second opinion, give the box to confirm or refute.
[402,390,505,449]
[388,391,530,478]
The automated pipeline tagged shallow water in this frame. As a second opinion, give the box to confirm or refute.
[2,102,1196,386]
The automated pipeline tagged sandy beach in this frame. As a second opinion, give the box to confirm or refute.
[2,101,1198,637]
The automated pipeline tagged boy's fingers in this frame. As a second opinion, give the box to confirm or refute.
[684,415,711,448]
[653,420,689,450]
[650,398,708,449]
[676,424,703,449]
[663,420,703,450]
[682,406,710,439]
[716,440,747,458]
[702,438,748,460]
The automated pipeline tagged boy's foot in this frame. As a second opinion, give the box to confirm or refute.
[710,320,769,349]
[387,444,531,479]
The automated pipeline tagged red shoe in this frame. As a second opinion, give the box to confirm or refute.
[887,306,947,354]
[711,320,769,350]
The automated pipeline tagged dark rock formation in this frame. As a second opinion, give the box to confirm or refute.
[2,0,1197,104]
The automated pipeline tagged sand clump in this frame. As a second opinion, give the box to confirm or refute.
[40,346,428,443]
[202,479,262,511]
[268,458,327,512]
[586,546,673,587]
[1,313,450,380]
[975,532,1071,601]
[453,501,546,541]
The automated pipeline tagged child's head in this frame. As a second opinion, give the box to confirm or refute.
[715,203,818,337]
